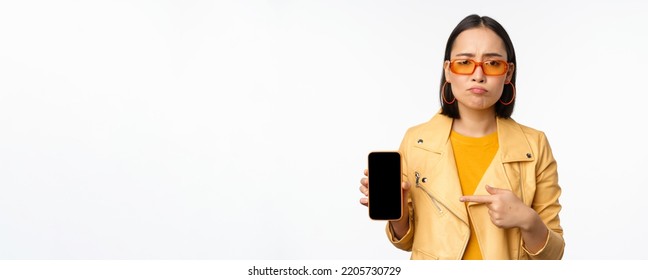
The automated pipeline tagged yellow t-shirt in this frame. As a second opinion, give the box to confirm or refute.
[450,130,499,260]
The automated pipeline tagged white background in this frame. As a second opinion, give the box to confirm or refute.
[1,0,646,260]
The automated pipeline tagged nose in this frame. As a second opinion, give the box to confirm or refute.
[471,64,485,83]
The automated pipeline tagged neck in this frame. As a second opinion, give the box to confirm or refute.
[452,109,497,137]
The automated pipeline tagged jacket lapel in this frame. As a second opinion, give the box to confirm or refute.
[470,117,535,197]
[497,118,535,164]
[466,117,535,259]
[415,114,469,225]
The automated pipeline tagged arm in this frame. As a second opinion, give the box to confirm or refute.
[360,170,413,249]
[461,185,549,253]
[384,129,415,250]
[519,203,550,254]
[524,132,565,259]
[459,133,565,259]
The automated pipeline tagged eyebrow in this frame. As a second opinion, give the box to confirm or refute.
[454,52,505,58]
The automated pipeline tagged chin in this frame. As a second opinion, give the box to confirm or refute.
[464,100,497,110]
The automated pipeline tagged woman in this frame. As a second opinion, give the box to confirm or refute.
[359,14,565,260]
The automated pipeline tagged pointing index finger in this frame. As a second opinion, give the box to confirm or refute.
[460,195,493,204]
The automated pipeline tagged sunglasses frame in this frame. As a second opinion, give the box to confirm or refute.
[449,59,511,76]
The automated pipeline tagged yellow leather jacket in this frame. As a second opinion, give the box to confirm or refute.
[386,113,565,259]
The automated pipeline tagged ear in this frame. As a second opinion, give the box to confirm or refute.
[444,60,452,82]
[506,63,515,83]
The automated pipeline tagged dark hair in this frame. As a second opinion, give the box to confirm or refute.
[440,14,517,119]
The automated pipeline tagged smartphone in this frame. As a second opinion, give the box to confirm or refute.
[368,151,402,220]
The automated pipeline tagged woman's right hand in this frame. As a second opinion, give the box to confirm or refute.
[359,168,411,238]
[359,168,371,207]
[359,168,411,208]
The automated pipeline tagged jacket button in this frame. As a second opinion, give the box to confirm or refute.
[422,177,427,183]
[526,153,532,158]
[417,139,423,144]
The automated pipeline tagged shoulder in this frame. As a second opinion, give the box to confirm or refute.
[403,113,452,136]
[501,118,549,141]
[399,113,453,154]
[501,118,555,159]
[518,121,546,139]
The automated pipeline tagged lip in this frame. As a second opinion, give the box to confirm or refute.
[468,87,488,94]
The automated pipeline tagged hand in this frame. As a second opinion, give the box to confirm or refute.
[459,185,534,230]
[358,169,410,215]
[360,168,411,238]
[359,169,370,207]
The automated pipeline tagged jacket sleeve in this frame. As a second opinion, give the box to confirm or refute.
[524,132,565,260]
[385,128,415,251]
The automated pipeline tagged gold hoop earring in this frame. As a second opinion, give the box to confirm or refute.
[442,81,455,104]
[499,82,516,105]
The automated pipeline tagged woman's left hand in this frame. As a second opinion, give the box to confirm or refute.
[460,185,534,230]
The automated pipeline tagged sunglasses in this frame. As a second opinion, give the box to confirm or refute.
[449,59,510,76]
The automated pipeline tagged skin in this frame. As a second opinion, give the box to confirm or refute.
[445,27,514,137]
[359,27,549,255]
[359,169,411,239]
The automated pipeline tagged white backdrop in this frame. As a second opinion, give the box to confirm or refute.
[1,0,647,260]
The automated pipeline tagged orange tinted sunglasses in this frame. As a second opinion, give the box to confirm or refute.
[449,59,510,76]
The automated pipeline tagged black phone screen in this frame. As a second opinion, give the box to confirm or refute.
[368,152,402,220]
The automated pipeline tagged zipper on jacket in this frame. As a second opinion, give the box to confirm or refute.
[415,171,443,214]
[415,170,471,259]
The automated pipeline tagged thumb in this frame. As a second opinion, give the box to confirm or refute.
[485,185,501,194]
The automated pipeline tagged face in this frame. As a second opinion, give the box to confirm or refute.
[444,27,515,113]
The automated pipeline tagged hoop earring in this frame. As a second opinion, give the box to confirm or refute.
[499,82,516,105]
[442,81,455,104]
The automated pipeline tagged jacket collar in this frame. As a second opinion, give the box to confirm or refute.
[418,112,535,163]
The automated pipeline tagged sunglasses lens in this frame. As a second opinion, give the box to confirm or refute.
[482,60,507,75]
[451,60,476,74]
[450,60,508,75]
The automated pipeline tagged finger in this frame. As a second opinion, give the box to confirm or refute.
[488,209,501,220]
[359,185,369,196]
[460,195,493,204]
[359,197,368,206]
[360,177,368,187]
[489,215,503,228]
[402,181,410,192]
[364,169,368,176]
[485,185,505,195]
